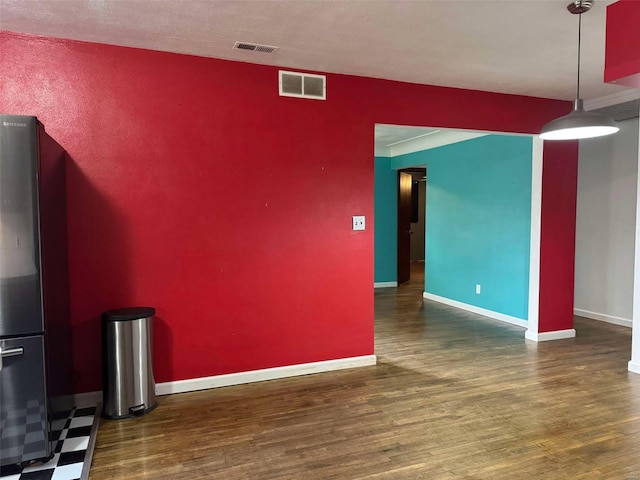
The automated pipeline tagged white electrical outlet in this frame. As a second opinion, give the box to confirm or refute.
[352,215,365,231]
[475,284,481,294]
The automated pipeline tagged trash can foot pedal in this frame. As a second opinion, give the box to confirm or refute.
[129,404,146,416]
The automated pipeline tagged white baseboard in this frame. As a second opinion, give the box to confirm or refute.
[574,308,632,328]
[73,355,377,405]
[629,361,640,375]
[525,329,576,342]
[374,281,398,288]
[156,355,377,395]
[422,292,527,328]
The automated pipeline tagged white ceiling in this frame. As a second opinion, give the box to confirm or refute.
[375,125,440,148]
[374,124,490,156]
[0,0,634,102]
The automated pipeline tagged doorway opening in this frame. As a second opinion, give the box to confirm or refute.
[397,168,426,285]
[374,124,542,334]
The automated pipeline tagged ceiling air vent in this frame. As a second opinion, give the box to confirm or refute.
[233,41,279,54]
[279,70,326,100]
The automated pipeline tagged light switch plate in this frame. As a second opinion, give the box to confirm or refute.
[352,215,365,231]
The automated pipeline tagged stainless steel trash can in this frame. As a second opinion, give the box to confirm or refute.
[102,307,157,419]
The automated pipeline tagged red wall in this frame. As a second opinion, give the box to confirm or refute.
[605,0,640,88]
[0,31,574,393]
[539,142,579,333]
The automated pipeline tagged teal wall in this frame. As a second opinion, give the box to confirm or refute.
[374,135,532,319]
[374,156,397,283]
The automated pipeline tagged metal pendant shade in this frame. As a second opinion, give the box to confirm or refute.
[540,99,619,140]
[540,1,619,140]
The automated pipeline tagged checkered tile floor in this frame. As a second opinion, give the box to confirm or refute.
[0,406,99,480]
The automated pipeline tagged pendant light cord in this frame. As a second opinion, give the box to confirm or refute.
[576,12,582,99]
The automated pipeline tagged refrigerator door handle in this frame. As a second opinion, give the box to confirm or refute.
[0,346,25,371]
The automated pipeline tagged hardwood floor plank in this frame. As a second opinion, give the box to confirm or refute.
[90,263,640,479]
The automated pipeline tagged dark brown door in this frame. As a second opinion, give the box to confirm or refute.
[397,171,412,285]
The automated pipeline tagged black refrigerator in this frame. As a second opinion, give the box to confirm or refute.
[0,115,73,467]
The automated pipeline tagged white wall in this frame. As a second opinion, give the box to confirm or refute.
[574,117,639,327]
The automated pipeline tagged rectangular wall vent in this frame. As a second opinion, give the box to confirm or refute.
[233,41,279,54]
[279,71,326,100]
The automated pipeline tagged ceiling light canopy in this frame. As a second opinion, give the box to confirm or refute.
[540,0,619,141]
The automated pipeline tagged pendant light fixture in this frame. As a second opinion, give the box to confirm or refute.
[540,0,619,140]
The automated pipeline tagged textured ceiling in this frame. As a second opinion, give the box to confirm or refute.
[0,0,634,101]
[374,125,440,148]
[374,125,490,156]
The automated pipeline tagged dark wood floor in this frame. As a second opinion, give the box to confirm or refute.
[90,263,640,479]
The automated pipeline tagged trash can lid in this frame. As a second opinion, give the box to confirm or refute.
[102,306,156,322]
